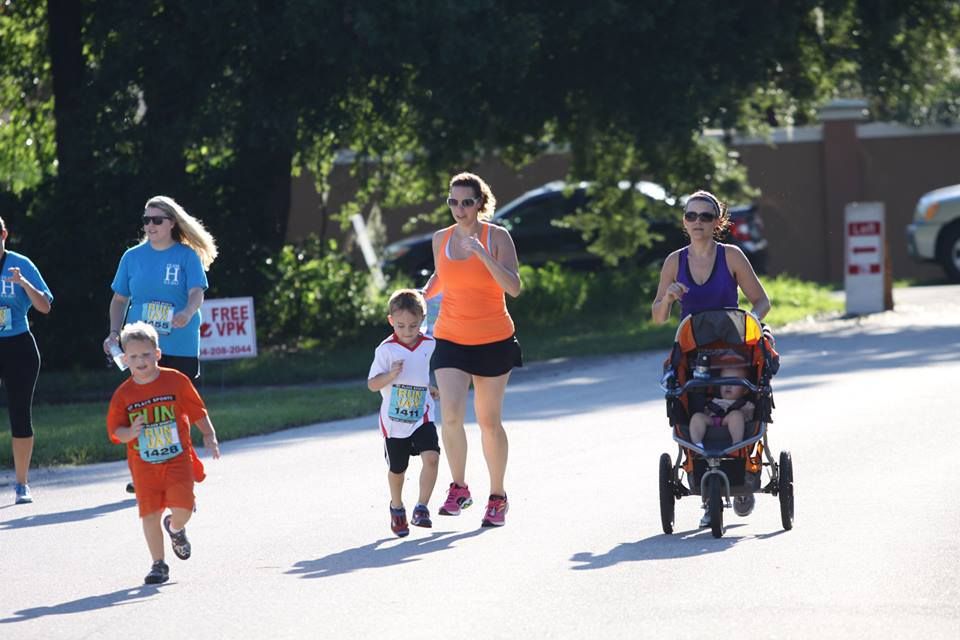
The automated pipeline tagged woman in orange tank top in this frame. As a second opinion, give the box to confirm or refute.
[422,172,522,527]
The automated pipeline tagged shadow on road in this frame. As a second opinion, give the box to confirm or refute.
[569,525,788,569]
[0,498,136,530]
[288,528,491,579]
[0,585,166,624]
[780,325,960,377]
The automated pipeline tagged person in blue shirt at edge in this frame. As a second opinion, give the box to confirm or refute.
[651,189,771,527]
[102,196,218,494]
[0,216,54,504]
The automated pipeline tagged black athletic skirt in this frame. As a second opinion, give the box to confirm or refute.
[431,335,523,377]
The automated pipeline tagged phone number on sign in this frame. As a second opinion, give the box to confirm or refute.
[200,344,254,357]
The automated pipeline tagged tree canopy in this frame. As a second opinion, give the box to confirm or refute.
[1,0,958,366]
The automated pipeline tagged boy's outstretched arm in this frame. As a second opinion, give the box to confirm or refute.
[194,415,220,459]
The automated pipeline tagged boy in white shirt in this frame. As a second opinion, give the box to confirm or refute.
[368,289,440,537]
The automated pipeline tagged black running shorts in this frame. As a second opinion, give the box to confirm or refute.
[383,422,440,474]
[431,335,523,377]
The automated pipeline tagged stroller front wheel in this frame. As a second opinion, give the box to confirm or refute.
[708,475,725,538]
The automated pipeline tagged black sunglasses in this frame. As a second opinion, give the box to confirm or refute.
[142,215,171,226]
[683,210,717,223]
[447,197,480,208]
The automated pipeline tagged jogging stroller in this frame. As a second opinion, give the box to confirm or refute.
[658,308,793,538]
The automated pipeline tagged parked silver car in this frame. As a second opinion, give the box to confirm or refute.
[906,184,960,282]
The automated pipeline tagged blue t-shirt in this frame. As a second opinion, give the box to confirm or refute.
[111,242,208,357]
[0,250,53,337]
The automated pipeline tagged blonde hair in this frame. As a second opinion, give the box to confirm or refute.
[685,190,731,240]
[388,288,427,318]
[120,321,160,349]
[143,195,219,270]
[449,172,496,221]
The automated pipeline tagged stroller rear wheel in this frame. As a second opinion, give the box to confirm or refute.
[708,475,724,538]
[779,450,794,530]
[658,453,675,534]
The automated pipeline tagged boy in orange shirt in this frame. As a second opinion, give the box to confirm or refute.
[107,321,220,584]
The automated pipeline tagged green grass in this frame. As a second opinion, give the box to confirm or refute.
[4,274,840,469]
[32,328,383,405]
[1,387,379,468]
[750,274,844,326]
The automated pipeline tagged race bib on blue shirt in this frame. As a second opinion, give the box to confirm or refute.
[142,301,175,335]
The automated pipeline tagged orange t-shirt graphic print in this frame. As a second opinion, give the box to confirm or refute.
[107,368,208,479]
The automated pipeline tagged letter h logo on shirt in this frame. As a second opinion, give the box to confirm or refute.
[164,264,181,285]
[0,279,15,297]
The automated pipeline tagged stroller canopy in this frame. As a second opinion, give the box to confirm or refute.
[675,308,764,354]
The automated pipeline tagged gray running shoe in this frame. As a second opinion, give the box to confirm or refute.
[163,514,192,560]
[14,483,33,504]
[699,503,711,528]
[144,560,169,584]
[733,494,756,517]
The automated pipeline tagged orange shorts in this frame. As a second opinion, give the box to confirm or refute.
[130,455,195,517]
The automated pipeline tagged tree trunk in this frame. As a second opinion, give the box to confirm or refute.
[45,0,86,181]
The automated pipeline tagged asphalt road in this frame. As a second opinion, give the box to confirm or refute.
[2,286,958,639]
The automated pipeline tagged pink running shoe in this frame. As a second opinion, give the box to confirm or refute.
[439,483,473,516]
[481,494,508,527]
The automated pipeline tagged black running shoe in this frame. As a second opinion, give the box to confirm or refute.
[144,560,169,584]
[163,514,191,560]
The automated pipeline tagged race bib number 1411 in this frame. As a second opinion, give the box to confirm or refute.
[388,384,427,423]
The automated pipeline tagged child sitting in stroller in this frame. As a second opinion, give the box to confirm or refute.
[689,363,754,449]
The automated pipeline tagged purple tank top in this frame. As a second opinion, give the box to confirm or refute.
[678,245,738,319]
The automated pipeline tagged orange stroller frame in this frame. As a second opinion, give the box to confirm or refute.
[658,308,793,538]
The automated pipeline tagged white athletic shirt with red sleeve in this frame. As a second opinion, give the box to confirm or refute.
[368,333,436,438]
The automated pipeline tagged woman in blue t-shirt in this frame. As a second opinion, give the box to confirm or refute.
[102,196,218,379]
[102,196,217,494]
[0,216,54,504]
[651,190,770,324]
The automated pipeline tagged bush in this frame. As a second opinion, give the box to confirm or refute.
[257,237,389,349]
[509,262,661,327]
[509,263,592,326]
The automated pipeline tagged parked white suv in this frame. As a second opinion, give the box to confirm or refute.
[906,184,960,282]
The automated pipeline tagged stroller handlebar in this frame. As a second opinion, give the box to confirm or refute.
[662,376,765,398]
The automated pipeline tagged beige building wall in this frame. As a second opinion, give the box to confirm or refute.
[734,139,826,279]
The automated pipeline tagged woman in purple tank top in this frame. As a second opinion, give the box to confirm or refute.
[651,190,770,324]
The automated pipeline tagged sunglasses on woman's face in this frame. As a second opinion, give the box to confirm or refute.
[142,215,171,226]
[683,210,717,223]
[447,197,480,208]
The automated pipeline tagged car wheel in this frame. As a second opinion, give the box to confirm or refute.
[938,223,960,283]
